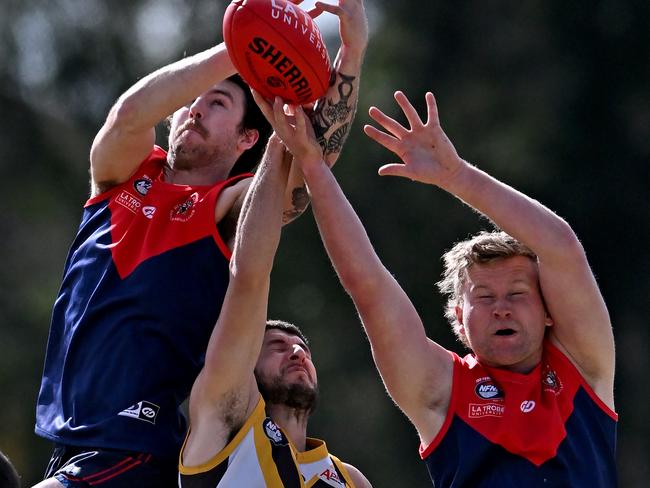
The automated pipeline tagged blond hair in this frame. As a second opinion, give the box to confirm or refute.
[436,231,537,345]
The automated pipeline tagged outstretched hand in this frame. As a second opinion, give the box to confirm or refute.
[364,91,465,187]
[251,89,323,172]
[315,0,368,57]
[287,0,324,19]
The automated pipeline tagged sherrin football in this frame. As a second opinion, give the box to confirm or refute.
[223,0,332,104]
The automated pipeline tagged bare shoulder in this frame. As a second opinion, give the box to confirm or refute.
[402,339,454,451]
[183,377,258,468]
[214,176,253,224]
[342,462,373,488]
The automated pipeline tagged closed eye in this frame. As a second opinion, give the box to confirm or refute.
[477,295,494,300]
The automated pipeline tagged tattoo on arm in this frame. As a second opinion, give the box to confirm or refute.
[310,72,357,156]
[282,185,310,224]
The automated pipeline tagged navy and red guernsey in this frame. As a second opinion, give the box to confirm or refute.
[421,341,618,487]
[36,146,252,458]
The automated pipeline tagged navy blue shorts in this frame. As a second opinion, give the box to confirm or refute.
[44,445,177,487]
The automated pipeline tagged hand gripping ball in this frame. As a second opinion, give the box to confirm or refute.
[223,0,332,104]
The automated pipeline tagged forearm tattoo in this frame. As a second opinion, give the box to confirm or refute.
[310,72,357,156]
[282,185,310,223]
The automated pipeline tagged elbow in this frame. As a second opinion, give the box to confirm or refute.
[548,218,586,261]
[229,260,271,291]
[338,267,383,299]
[105,94,143,134]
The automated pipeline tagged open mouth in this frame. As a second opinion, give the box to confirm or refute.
[495,329,516,336]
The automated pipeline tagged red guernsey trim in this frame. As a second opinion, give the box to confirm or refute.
[93,146,252,278]
[85,454,151,485]
[421,341,615,466]
[76,456,133,481]
[420,350,460,459]
[85,146,168,207]
[545,341,618,421]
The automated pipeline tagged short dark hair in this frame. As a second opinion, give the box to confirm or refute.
[265,319,310,348]
[227,74,272,176]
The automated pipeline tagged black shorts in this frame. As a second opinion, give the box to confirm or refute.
[44,445,177,487]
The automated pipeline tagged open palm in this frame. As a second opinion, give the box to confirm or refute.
[364,91,464,186]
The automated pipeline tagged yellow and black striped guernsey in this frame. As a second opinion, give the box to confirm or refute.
[179,397,357,487]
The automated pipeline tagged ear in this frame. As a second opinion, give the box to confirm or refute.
[544,312,554,328]
[237,128,259,152]
[455,305,466,335]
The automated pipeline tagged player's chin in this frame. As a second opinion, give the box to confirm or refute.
[286,369,314,386]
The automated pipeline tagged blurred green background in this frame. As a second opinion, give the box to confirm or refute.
[1,0,648,486]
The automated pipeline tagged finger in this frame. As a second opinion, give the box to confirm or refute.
[283,103,295,118]
[251,89,275,123]
[377,163,410,179]
[302,109,317,139]
[294,105,307,135]
[307,6,324,19]
[314,2,344,17]
[302,101,315,115]
[368,106,408,138]
[272,97,293,139]
[424,92,440,127]
[363,124,401,154]
[394,91,423,131]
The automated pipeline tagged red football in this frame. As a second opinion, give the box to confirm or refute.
[223,0,332,105]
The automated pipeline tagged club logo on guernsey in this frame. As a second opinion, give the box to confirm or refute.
[142,206,156,219]
[542,367,563,394]
[170,193,198,222]
[133,176,152,196]
[117,400,160,424]
[475,379,504,400]
[263,418,288,446]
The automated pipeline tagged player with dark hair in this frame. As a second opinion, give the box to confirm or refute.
[34,0,368,486]
[261,90,617,486]
[178,132,370,487]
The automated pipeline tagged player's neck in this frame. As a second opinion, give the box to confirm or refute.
[163,163,231,186]
[267,403,310,452]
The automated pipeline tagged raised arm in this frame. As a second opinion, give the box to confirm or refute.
[275,0,369,225]
[310,0,368,166]
[365,91,615,408]
[253,94,453,445]
[183,135,289,464]
[227,0,368,226]
[90,44,235,196]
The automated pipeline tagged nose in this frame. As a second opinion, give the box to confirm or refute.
[289,344,307,362]
[492,299,512,319]
[188,98,203,120]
